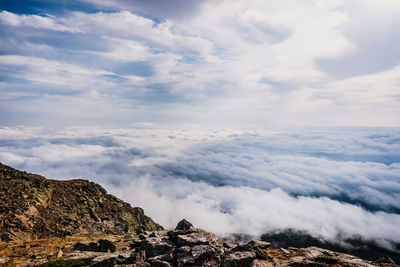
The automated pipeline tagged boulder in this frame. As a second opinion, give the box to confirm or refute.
[175,219,194,231]
[176,230,218,247]
[191,244,215,259]
[191,244,221,266]
[141,236,174,258]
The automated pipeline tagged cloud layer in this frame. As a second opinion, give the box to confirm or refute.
[1,126,399,242]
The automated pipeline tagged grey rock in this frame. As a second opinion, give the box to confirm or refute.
[192,245,222,266]
[175,219,194,231]
[176,246,194,266]
[176,229,219,247]
[149,248,175,262]
[223,242,238,249]
[278,247,381,267]
[141,236,174,258]
[191,245,214,259]
[223,251,257,267]
[91,250,148,266]
[248,240,271,249]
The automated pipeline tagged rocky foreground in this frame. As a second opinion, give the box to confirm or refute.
[1,219,398,266]
[0,163,399,266]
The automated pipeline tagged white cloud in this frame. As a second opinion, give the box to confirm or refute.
[319,65,400,105]
[115,177,400,241]
[97,37,150,62]
[1,1,400,127]
[0,11,82,32]
[65,11,213,56]
[0,55,114,90]
[0,126,399,242]
[175,0,353,84]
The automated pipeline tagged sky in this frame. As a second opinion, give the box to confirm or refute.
[0,0,400,128]
[0,0,400,251]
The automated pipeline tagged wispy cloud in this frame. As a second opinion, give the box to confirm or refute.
[0,10,82,32]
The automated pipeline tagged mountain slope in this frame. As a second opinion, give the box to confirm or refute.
[0,162,162,241]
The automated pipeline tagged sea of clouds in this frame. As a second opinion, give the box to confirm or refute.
[0,126,399,243]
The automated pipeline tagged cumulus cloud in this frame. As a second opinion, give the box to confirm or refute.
[0,126,399,242]
[1,1,400,127]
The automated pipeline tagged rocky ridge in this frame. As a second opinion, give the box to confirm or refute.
[0,162,162,242]
[4,219,397,266]
[86,219,398,267]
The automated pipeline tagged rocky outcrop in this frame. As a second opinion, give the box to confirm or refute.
[0,162,162,242]
[1,221,399,266]
[57,220,398,267]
